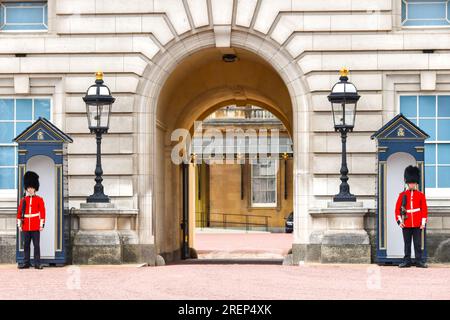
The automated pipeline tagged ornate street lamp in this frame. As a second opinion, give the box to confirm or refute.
[328,68,360,202]
[83,71,115,203]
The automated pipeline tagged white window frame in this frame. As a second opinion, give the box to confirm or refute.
[398,93,450,198]
[250,159,278,208]
[0,1,48,33]
[0,96,52,194]
[400,0,450,29]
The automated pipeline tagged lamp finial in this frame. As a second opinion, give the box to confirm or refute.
[95,71,103,80]
[339,67,349,77]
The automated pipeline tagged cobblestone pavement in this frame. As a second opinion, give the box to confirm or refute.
[0,263,449,300]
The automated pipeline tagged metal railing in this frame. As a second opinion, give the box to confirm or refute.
[196,211,269,231]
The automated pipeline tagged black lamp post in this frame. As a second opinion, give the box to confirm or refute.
[328,68,360,202]
[83,71,115,203]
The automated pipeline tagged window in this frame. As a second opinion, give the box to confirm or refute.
[401,0,450,26]
[0,98,51,190]
[400,95,450,189]
[0,1,48,31]
[251,159,277,207]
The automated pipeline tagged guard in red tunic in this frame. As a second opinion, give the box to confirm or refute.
[17,171,46,270]
[395,165,428,268]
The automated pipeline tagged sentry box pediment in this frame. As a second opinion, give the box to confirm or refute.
[13,117,73,266]
[371,113,429,142]
[13,117,73,144]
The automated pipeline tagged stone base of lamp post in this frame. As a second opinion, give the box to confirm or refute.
[292,202,371,264]
[71,203,156,265]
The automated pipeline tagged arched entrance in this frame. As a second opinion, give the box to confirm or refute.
[135,30,312,263]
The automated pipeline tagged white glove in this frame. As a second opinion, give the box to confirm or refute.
[17,219,22,230]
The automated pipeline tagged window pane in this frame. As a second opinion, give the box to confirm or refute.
[425,166,436,188]
[6,7,43,24]
[438,120,450,140]
[0,168,15,189]
[400,96,417,118]
[418,96,436,118]
[0,146,15,166]
[438,96,450,117]
[1,2,48,31]
[437,166,450,188]
[252,160,277,205]
[408,2,446,20]
[15,122,32,136]
[420,119,436,141]
[0,122,14,143]
[425,144,436,165]
[16,99,32,120]
[34,99,50,120]
[438,144,450,164]
[0,99,14,120]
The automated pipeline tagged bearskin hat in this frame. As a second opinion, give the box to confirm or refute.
[24,171,39,191]
[404,165,420,184]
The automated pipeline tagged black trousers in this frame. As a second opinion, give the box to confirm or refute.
[23,231,41,266]
[402,227,423,263]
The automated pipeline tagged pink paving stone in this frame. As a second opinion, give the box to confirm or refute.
[194,232,293,256]
[0,263,449,300]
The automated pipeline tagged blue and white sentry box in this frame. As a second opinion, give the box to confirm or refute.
[13,117,73,266]
[371,114,429,265]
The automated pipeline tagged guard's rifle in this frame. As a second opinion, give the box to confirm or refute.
[20,192,26,229]
[400,191,408,223]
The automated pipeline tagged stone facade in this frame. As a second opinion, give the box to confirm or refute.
[0,0,449,264]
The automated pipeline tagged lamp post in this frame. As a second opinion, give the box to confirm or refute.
[83,71,115,203]
[328,68,360,202]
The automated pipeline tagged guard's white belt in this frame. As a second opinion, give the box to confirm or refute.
[406,208,420,213]
[24,213,40,218]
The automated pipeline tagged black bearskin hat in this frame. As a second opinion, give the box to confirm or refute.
[404,165,420,184]
[24,171,39,191]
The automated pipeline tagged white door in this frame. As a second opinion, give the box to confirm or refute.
[26,155,55,259]
[386,152,416,258]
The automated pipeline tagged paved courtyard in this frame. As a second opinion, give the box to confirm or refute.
[194,230,293,259]
[0,263,449,300]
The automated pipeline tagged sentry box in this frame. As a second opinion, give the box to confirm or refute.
[371,114,429,265]
[13,117,73,266]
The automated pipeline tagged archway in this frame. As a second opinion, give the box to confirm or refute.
[135,30,312,263]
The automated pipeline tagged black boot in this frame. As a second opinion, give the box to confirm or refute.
[399,261,412,268]
[18,264,30,269]
[34,264,43,270]
[416,262,428,268]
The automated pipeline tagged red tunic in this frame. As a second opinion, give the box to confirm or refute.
[395,189,428,228]
[17,195,46,232]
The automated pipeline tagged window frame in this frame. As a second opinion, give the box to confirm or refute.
[0,96,52,192]
[400,0,450,29]
[250,158,278,208]
[398,93,450,197]
[0,1,48,33]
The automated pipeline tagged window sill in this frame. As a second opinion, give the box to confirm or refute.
[250,204,278,209]
[0,30,48,34]
[0,189,17,201]
[400,25,450,30]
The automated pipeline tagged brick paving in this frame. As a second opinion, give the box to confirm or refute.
[0,263,449,300]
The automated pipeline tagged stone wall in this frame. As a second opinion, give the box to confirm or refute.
[0,0,449,263]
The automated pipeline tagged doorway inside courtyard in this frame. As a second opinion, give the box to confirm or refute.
[154,47,296,263]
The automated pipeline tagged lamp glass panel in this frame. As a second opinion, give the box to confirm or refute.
[332,102,344,127]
